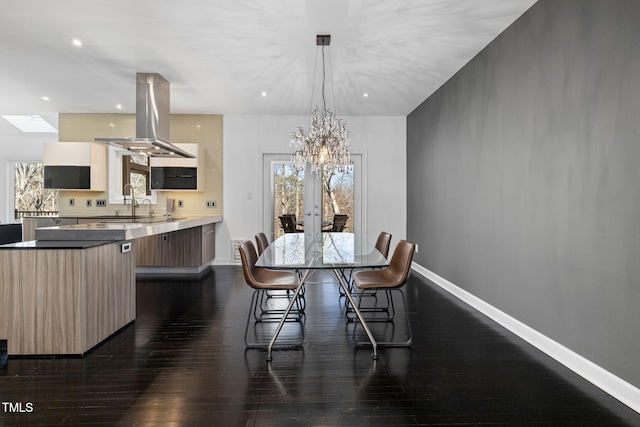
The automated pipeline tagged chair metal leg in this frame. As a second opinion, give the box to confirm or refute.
[352,287,412,348]
[333,268,378,360]
[260,289,305,317]
[345,288,392,322]
[266,269,312,361]
[245,289,304,349]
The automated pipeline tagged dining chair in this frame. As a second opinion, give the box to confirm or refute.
[238,240,304,348]
[374,231,392,258]
[255,232,270,256]
[350,239,415,347]
[255,231,306,306]
[342,231,392,300]
[324,214,348,232]
[279,215,303,233]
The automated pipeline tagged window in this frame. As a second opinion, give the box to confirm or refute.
[122,155,150,197]
[13,162,58,219]
[108,146,157,205]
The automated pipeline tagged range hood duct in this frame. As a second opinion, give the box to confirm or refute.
[95,73,194,158]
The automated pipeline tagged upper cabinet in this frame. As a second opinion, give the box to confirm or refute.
[43,142,107,191]
[149,143,204,191]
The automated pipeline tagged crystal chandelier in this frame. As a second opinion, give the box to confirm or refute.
[291,35,350,174]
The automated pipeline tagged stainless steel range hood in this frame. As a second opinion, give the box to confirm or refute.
[95,73,194,158]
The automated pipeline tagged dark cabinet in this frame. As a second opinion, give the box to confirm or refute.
[148,143,203,191]
[151,167,198,190]
[44,166,91,190]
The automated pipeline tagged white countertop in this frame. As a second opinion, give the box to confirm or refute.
[35,215,223,241]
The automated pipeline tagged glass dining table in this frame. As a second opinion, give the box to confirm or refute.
[256,232,389,360]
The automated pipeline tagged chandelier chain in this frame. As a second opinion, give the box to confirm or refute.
[291,36,351,174]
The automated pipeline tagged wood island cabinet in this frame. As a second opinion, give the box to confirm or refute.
[200,223,216,265]
[22,217,218,273]
[135,225,215,267]
[0,240,136,355]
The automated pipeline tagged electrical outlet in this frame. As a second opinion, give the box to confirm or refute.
[178,200,184,208]
[86,199,92,207]
[96,199,106,207]
[415,244,419,253]
[206,200,216,208]
[69,198,75,207]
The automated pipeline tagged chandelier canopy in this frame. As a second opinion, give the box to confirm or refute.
[291,35,350,173]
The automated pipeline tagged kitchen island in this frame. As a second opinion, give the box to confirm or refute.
[33,215,222,276]
[0,215,222,356]
[0,239,136,356]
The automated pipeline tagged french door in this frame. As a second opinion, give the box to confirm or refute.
[262,153,362,240]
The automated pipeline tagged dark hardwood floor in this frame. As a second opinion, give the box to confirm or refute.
[1,266,638,426]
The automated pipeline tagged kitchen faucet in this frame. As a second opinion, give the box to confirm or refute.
[123,184,137,219]
[141,199,153,218]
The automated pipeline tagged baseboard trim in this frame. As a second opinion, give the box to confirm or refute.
[411,262,640,414]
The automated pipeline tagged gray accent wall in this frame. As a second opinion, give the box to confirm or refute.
[407,0,640,388]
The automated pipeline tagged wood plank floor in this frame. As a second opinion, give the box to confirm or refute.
[1,266,638,426]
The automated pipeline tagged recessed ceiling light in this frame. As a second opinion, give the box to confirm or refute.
[2,115,58,133]
[261,91,267,97]
[71,38,83,47]
[41,96,50,101]
[116,104,122,109]
[363,93,369,98]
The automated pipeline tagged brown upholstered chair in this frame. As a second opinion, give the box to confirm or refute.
[255,232,270,256]
[374,231,392,259]
[350,239,415,347]
[238,240,304,348]
[342,231,392,300]
[255,231,306,304]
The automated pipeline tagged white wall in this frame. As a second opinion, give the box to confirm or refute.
[218,115,407,264]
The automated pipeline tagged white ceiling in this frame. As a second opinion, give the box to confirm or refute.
[0,0,537,136]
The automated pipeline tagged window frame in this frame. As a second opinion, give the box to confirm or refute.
[122,155,151,196]
[108,146,157,205]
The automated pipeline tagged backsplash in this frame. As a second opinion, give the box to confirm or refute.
[56,113,223,218]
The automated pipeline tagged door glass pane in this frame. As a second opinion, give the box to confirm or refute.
[272,163,304,239]
[14,162,58,219]
[321,165,354,232]
[264,154,360,240]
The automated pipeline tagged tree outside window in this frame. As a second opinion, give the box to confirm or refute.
[272,163,354,238]
[14,162,58,219]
